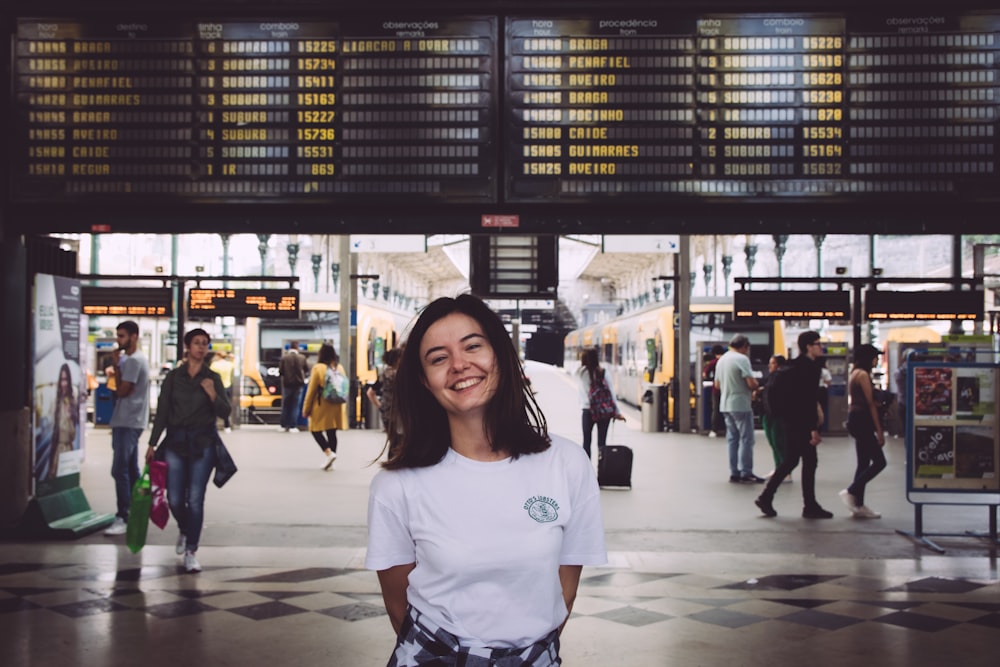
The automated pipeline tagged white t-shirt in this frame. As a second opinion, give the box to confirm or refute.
[365,434,607,648]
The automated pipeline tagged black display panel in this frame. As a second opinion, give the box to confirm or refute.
[734,289,851,319]
[13,17,497,203]
[864,289,983,321]
[81,286,173,316]
[504,12,1000,202]
[187,287,300,318]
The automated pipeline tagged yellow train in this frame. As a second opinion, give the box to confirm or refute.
[564,298,785,423]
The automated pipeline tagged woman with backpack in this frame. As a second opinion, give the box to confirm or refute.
[576,347,625,459]
[302,343,348,471]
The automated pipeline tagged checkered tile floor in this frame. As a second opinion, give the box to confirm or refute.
[2,557,998,667]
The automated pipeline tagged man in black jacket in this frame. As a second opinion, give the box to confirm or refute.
[754,331,834,519]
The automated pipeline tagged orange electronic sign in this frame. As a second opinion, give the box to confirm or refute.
[187,288,300,318]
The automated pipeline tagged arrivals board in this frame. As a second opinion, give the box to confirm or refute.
[13,17,497,202]
[11,12,1000,206]
[505,13,1000,201]
[187,287,300,318]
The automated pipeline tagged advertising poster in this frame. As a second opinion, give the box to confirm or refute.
[955,367,995,421]
[914,367,952,417]
[914,425,955,479]
[33,274,85,495]
[955,426,996,480]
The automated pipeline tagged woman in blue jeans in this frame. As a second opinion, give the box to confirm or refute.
[839,344,886,519]
[147,328,231,573]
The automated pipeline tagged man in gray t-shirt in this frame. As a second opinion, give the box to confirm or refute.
[714,334,762,484]
[104,320,150,536]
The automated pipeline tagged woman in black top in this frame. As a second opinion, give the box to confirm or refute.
[146,328,231,572]
[839,344,886,519]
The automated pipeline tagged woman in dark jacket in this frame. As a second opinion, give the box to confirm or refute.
[146,328,231,573]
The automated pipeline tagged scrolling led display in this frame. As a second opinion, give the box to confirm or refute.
[734,289,851,320]
[81,286,173,316]
[864,290,983,321]
[13,18,497,202]
[187,288,300,318]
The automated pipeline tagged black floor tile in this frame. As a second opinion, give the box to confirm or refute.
[950,602,1000,613]
[718,574,843,591]
[1,587,64,597]
[969,613,1000,629]
[255,591,316,601]
[227,600,309,620]
[49,598,130,617]
[882,577,987,594]
[779,609,863,630]
[687,608,766,628]
[592,605,672,627]
[856,600,922,611]
[165,589,228,599]
[682,598,746,608]
[765,598,835,609]
[0,597,40,614]
[316,602,386,622]
[873,611,960,632]
[145,599,217,619]
[0,563,52,576]
[228,567,353,583]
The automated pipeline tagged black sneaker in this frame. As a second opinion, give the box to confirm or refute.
[741,474,766,484]
[729,475,742,483]
[802,505,834,519]
[755,496,777,517]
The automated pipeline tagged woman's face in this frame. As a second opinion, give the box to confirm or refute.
[59,368,70,391]
[186,335,211,362]
[419,312,498,419]
[768,357,779,373]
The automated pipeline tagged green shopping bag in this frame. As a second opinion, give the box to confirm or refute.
[126,466,153,554]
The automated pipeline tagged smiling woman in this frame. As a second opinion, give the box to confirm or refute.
[366,293,607,666]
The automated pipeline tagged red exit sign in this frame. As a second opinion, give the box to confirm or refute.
[481,214,519,228]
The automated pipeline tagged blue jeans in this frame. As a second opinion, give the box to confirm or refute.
[723,411,756,477]
[110,427,142,519]
[280,385,303,429]
[164,444,217,552]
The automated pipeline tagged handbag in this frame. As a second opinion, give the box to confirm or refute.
[126,466,153,553]
[149,460,169,530]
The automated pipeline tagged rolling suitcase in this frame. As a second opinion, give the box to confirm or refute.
[598,445,633,489]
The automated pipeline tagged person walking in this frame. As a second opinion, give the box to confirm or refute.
[146,328,231,573]
[366,294,606,666]
[302,343,348,471]
[278,341,308,432]
[754,354,788,481]
[839,344,886,519]
[715,334,763,483]
[703,344,726,437]
[755,331,834,519]
[366,347,403,432]
[576,347,625,459]
[209,350,235,433]
[103,321,150,537]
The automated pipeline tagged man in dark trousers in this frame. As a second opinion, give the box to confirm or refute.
[278,341,308,433]
[754,330,834,519]
[703,344,727,438]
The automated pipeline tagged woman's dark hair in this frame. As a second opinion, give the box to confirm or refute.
[854,344,880,371]
[52,363,77,460]
[57,363,74,400]
[581,347,603,384]
[318,343,338,366]
[183,328,210,348]
[381,294,549,469]
[770,354,787,367]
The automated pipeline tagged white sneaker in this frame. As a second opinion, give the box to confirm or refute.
[175,533,187,555]
[290,427,300,433]
[323,451,337,471]
[854,505,882,519]
[224,427,232,433]
[278,426,289,433]
[838,489,859,513]
[183,551,201,573]
[104,517,127,536]
[707,431,717,438]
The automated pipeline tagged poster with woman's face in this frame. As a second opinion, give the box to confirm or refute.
[33,274,84,494]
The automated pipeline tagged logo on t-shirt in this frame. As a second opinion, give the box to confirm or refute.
[523,495,559,523]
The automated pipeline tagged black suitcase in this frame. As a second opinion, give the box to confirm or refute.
[598,445,633,489]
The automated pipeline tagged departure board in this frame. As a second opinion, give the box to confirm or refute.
[13,17,497,202]
[188,288,300,318]
[505,13,1000,202]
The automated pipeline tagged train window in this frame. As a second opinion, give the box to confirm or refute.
[603,343,613,363]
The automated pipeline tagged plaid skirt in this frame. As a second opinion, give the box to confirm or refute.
[388,605,561,667]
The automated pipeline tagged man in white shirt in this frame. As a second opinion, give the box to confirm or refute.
[714,334,763,484]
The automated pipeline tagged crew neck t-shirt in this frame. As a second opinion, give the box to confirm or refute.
[365,434,607,648]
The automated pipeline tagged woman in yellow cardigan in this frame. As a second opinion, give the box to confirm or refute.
[302,343,348,470]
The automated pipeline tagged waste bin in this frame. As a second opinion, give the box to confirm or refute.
[94,384,114,425]
[641,384,663,432]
